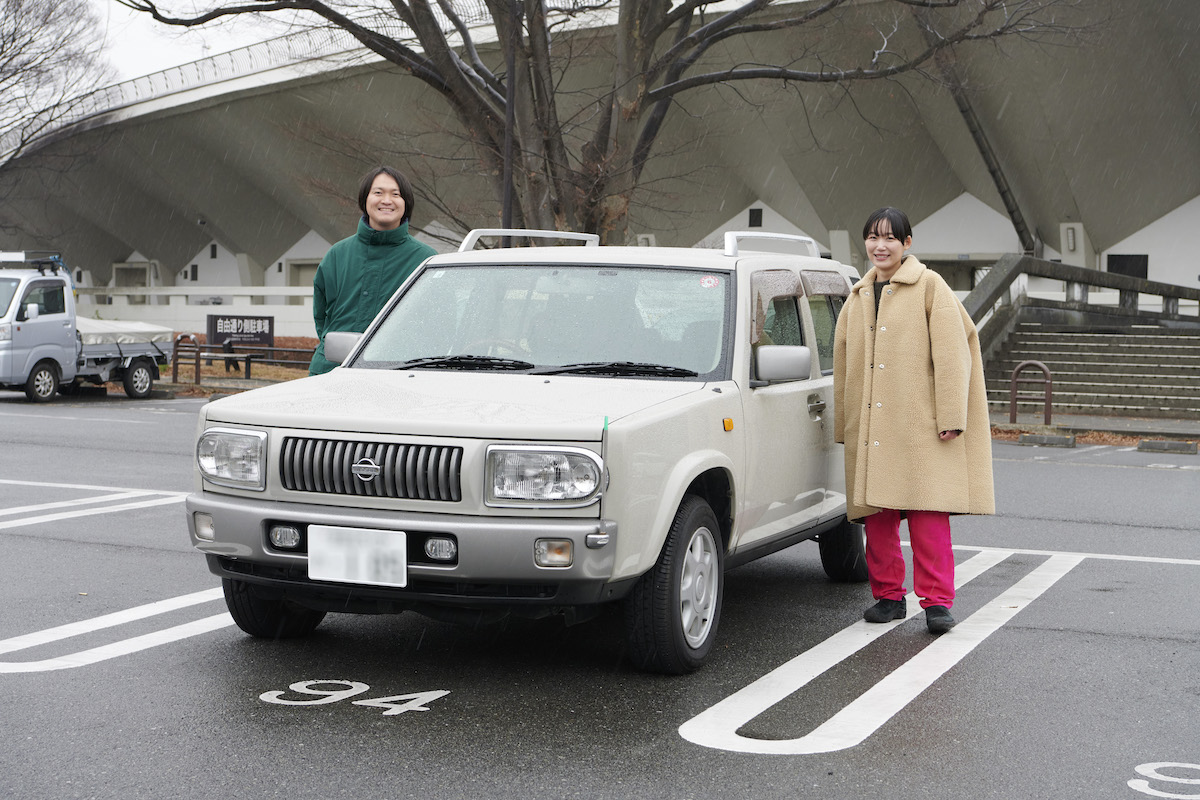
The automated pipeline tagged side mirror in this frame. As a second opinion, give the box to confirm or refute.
[755,344,811,384]
[23,303,39,321]
[323,331,362,365]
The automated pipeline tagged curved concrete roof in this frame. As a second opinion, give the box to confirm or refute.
[1,0,1196,283]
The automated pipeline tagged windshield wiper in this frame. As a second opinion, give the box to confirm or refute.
[394,355,535,371]
[538,361,699,378]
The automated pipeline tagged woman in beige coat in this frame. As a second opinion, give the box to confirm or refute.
[833,207,994,634]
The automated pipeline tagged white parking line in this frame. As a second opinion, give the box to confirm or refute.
[0,491,159,518]
[0,494,187,530]
[0,614,234,674]
[0,588,231,673]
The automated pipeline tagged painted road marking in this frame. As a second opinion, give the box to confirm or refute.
[679,547,1192,755]
[0,588,231,673]
[0,491,160,518]
[0,478,187,531]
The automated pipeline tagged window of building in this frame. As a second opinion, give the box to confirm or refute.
[1107,254,1148,280]
[748,208,763,228]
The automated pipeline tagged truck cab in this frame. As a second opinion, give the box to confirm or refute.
[0,259,77,401]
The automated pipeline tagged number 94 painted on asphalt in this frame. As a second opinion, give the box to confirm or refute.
[261,680,449,716]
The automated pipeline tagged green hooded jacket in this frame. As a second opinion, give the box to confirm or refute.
[308,217,436,375]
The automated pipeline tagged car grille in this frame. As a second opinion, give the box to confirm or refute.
[280,437,462,501]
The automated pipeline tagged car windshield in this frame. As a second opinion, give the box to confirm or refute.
[354,264,733,380]
[0,277,19,318]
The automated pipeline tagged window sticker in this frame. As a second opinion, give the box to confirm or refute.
[700,276,720,289]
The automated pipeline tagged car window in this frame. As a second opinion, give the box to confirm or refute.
[0,277,18,317]
[355,264,733,379]
[807,296,838,374]
[760,296,804,346]
[19,282,66,318]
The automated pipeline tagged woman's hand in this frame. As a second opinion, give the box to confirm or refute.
[939,430,961,441]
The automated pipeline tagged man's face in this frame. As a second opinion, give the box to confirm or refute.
[365,173,406,231]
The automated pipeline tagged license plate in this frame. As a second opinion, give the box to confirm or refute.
[308,525,407,588]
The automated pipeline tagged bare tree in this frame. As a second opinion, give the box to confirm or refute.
[0,0,112,162]
[114,0,1085,243]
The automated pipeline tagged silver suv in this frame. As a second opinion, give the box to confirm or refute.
[187,230,865,673]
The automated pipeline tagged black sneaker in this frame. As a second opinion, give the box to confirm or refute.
[925,605,956,634]
[863,598,906,623]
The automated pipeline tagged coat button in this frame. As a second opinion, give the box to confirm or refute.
[880,326,886,331]
[874,441,880,446]
[879,364,885,369]
[876,402,882,407]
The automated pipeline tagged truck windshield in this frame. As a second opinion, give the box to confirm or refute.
[354,264,733,380]
[0,278,18,318]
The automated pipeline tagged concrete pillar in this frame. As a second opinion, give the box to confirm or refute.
[829,230,859,274]
[235,252,264,305]
[1059,222,1096,269]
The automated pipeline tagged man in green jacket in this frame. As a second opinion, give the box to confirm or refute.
[308,166,437,375]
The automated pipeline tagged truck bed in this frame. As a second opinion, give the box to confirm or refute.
[77,318,173,359]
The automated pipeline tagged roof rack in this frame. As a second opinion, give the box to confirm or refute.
[724,232,819,258]
[458,228,601,252]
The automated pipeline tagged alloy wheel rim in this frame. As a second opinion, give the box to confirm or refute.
[679,526,717,648]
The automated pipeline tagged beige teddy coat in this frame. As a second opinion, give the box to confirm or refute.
[833,256,995,523]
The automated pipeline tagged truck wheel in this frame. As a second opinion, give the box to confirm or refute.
[818,519,869,582]
[222,578,326,639]
[624,495,723,674]
[24,361,59,403]
[122,360,154,399]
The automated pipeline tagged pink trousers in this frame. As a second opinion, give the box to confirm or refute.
[864,508,955,609]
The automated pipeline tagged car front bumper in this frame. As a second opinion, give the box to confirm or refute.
[187,492,627,610]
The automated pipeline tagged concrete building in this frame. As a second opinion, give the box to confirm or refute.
[1,0,1197,337]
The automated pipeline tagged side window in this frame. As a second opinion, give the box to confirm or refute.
[807,296,838,374]
[760,296,804,347]
[19,283,67,318]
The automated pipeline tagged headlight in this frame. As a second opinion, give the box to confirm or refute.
[0,323,10,342]
[486,446,603,507]
[197,428,268,491]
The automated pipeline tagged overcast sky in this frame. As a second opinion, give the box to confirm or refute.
[90,1,279,81]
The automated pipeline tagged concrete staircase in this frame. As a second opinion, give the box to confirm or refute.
[986,323,1200,420]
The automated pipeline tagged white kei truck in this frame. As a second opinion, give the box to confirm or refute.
[187,230,867,674]
[0,253,172,402]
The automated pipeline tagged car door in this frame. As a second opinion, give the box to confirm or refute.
[799,269,851,519]
[736,269,828,550]
[12,279,75,380]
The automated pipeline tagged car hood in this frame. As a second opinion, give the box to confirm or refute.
[202,369,709,440]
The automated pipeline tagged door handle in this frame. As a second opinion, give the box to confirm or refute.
[807,397,827,415]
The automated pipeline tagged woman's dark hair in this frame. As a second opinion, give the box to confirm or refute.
[357,166,416,223]
[862,207,913,241]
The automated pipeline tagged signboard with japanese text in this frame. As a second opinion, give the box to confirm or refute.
[206,314,274,347]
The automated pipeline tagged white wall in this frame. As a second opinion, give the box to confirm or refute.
[1103,194,1200,288]
[911,194,1024,258]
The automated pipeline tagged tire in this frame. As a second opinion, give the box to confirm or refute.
[818,518,869,582]
[624,495,724,674]
[24,361,59,403]
[222,578,326,639]
[122,359,154,399]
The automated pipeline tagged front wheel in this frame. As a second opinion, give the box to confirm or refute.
[222,578,326,639]
[818,518,869,582]
[624,495,724,674]
[24,361,59,403]
[122,360,154,399]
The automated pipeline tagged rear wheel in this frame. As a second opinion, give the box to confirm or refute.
[122,359,154,399]
[24,361,59,403]
[624,495,723,674]
[818,518,869,582]
[222,578,326,639]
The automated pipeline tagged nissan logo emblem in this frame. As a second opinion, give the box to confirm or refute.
[351,457,381,482]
